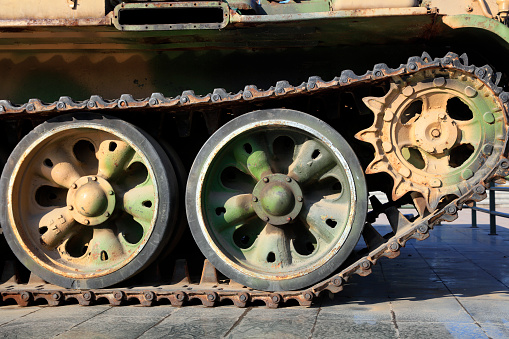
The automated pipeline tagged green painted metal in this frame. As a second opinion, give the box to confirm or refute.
[201,125,356,273]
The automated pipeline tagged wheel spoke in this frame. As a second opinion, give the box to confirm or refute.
[456,120,481,145]
[244,224,292,267]
[97,139,135,181]
[210,193,256,233]
[301,200,350,245]
[396,123,415,147]
[424,153,452,173]
[422,92,451,112]
[39,208,77,250]
[123,181,155,223]
[40,147,83,188]
[86,226,125,264]
[288,140,336,184]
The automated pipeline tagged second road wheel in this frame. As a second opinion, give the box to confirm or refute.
[0,114,179,289]
[187,109,367,291]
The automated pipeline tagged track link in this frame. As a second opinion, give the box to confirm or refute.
[0,52,508,308]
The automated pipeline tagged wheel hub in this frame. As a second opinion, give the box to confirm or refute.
[414,111,458,155]
[75,183,108,217]
[252,174,303,225]
[67,176,116,226]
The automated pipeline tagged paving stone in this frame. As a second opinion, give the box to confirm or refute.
[0,305,110,339]
[397,321,487,339]
[458,298,509,325]
[225,307,319,339]
[391,297,472,323]
[0,306,41,326]
[312,319,396,339]
[140,306,244,339]
[54,306,175,339]
[480,323,509,339]
[319,297,392,322]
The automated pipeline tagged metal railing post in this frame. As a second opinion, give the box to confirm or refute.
[471,201,478,228]
[489,182,497,235]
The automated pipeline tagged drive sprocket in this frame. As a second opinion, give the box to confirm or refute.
[356,68,507,211]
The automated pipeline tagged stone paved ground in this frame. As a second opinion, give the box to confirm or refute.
[0,208,508,339]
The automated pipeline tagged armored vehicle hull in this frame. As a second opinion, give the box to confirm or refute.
[0,0,508,307]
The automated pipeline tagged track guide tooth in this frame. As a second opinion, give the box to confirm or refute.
[384,206,412,234]
[361,223,386,251]
[171,259,191,285]
[200,259,219,287]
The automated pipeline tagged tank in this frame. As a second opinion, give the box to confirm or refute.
[0,0,508,307]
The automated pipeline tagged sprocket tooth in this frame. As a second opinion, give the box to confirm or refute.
[365,156,390,175]
[362,96,385,114]
[354,127,379,142]
[392,177,411,202]
[427,189,443,212]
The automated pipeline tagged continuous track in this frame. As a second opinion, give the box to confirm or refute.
[0,52,508,308]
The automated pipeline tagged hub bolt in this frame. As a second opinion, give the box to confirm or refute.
[431,129,441,138]
[286,177,292,182]
[252,196,258,202]
[263,177,269,183]
[72,183,77,189]
[297,196,303,202]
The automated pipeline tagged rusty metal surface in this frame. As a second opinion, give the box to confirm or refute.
[0,52,507,307]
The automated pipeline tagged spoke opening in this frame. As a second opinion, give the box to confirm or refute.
[220,166,256,192]
[65,227,92,258]
[215,207,226,216]
[232,220,264,250]
[35,186,67,207]
[243,143,252,154]
[326,219,337,228]
[99,250,108,261]
[73,140,98,171]
[292,221,318,256]
[449,143,474,168]
[118,162,148,189]
[311,149,321,160]
[117,213,145,245]
[109,142,117,152]
[272,135,295,174]
[401,100,422,124]
[267,251,275,263]
[43,158,53,168]
[402,147,426,170]
[447,97,473,121]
